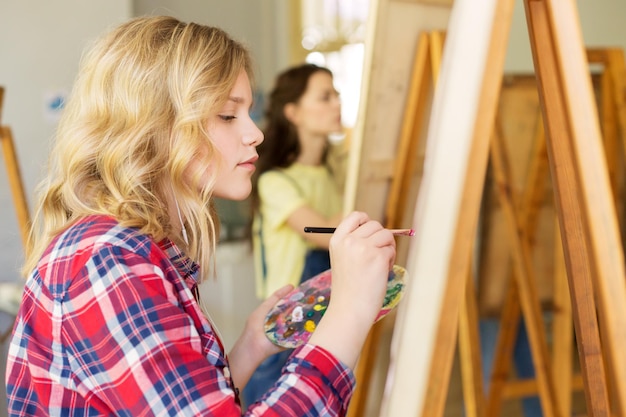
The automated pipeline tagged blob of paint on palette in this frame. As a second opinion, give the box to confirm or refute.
[264,264,407,348]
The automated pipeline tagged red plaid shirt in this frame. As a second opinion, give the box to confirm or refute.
[6,215,354,416]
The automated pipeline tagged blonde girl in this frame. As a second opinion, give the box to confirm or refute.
[6,15,396,416]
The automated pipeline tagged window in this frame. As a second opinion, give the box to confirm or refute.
[298,0,370,130]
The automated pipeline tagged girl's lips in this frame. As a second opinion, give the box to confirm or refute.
[239,162,256,171]
[239,155,258,171]
[242,155,258,165]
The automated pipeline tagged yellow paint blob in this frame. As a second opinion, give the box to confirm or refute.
[304,320,316,332]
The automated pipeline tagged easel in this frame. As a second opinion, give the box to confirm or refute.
[486,48,626,416]
[0,86,30,248]
[524,1,626,412]
[350,28,626,417]
[402,40,626,417]
[378,0,626,416]
[350,28,562,417]
[351,29,572,417]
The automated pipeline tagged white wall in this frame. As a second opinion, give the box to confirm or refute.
[133,0,290,102]
[0,1,132,282]
[505,0,626,72]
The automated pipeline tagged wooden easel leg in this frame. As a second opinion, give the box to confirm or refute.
[587,48,626,414]
[586,48,626,247]
[485,278,521,417]
[428,31,445,83]
[525,0,626,414]
[1,125,31,248]
[600,49,626,171]
[346,319,381,417]
[384,32,432,229]
[458,264,486,417]
[485,113,551,416]
[489,117,561,417]
[551,220,573,417]
[599,57,620,200]
[607,49,626,248]
[605,49,626,248]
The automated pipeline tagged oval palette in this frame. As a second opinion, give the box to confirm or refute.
[264,264,407,348]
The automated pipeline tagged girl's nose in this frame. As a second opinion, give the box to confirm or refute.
[245,123,264,146]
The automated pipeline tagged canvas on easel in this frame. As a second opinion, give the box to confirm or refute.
[378,1,515,415]
[341,2,453,414]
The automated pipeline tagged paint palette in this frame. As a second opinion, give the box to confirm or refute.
[264,265,407,348]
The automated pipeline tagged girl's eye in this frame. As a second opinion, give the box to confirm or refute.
[219,115,237,122]
[321,91,338,102]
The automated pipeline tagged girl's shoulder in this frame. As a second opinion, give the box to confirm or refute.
[48,214,157,263]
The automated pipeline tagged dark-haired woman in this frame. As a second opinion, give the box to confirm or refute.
[245,63,345,406]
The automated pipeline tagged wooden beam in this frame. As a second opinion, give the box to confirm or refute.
[1,126,31,247]
[488,111,560,417]
[525,0,626,414]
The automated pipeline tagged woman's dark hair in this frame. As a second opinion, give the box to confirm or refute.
[249,63,333,217]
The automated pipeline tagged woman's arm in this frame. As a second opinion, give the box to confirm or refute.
[258,170,343,249]
[285,206,343,248]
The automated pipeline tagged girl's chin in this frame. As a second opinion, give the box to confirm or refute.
[213,189,252,201]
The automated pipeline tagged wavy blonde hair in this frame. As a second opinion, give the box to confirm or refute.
[23,16,254,282]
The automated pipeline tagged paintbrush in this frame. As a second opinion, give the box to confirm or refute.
[304,227,415,236]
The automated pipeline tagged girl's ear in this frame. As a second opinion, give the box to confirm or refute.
[283,102,298,124]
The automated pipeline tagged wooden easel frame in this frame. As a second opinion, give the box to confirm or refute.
[0,86,31,248]
[379,0,626,416]
[486,49,626,416]
[486,112,560,417]
[526,0,626,413]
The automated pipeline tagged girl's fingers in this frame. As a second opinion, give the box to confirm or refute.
[346,220,382,238]
[271,284,294,300]
[332,211,369,236]
[333,213,395,243]
[263,284,294,310]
